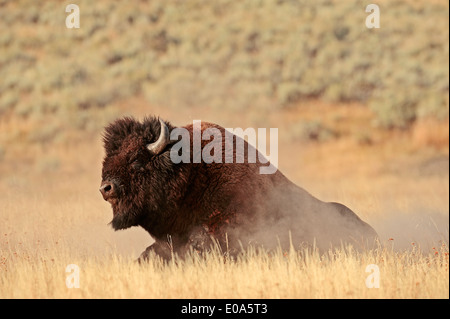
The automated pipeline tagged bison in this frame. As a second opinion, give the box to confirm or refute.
[100,116,377,261]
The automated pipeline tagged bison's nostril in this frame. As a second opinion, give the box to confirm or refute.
[100,183,114,199]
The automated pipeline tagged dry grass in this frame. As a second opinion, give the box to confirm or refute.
[0,223,448,299]
[0,115,448,298]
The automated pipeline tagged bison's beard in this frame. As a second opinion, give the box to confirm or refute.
[109,199,142,230]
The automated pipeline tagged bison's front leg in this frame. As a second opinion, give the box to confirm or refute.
[138,228,216,262]
[187,226,215,253]
[137,240,174,263]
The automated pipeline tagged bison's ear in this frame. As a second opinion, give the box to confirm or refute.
[102,117,139,156]
[147,119,170,155]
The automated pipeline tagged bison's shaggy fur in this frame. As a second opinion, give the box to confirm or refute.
[100,116,378,261]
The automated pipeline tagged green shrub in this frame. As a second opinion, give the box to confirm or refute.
[290,120,337,142]
[369,89,420,129]
[0,0,448,145]
[0,91,18,115]
[0,144,5,162]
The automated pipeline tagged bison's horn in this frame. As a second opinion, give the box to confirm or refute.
[147,119,170,155]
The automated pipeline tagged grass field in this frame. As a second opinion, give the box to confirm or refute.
[0,103,448,299]
[1,239,448,299]
[0,197,448,298]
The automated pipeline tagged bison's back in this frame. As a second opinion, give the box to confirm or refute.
[226,178,378,252]
[179,121,378,252]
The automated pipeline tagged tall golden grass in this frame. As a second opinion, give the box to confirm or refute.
[0,233,448,298]
[0,166,448,299]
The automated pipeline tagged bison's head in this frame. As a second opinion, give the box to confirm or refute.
[100,116,180,231]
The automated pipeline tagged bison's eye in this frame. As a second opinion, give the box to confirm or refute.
[131,159,143,170]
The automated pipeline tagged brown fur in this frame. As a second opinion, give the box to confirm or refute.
[101,116,378,261]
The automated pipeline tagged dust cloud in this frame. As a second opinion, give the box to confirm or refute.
[372,209,449,251]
